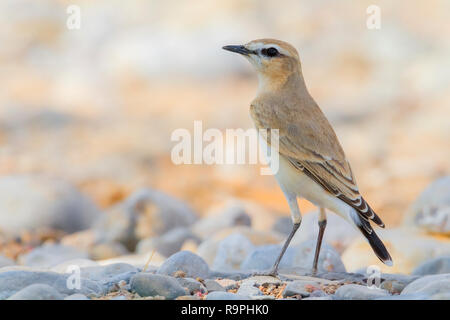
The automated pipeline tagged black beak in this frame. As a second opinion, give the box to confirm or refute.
[222,45,252,55]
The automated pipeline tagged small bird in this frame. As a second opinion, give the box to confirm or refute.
[223,39,392,276]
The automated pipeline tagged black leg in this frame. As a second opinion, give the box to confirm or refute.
[268,222,300,276]
[312,208,327,275]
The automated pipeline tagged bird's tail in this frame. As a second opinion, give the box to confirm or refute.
[350,210,393,266]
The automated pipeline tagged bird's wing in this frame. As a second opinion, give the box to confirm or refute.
[250,98,385,228]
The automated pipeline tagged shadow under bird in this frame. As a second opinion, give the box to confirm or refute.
[223,39,393,276]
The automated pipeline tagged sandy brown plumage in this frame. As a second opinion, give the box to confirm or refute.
[224,38,392,272]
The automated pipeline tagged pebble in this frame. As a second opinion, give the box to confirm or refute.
[157,251,209,279]
[212,233,255,271]
[130,273,186,299]
[0,270,104,299]
[291,210,359,253]
[282,280,322,298]
[205,291,250,300]
[403,176,450,234]
[137,227,200,257]
[411,256,450,276]
[334,284,390,300]
[0,255,14,268]
[292,240,346,273]
[191,203,251,239]
[7,284,63,300]
[18,244,88,268]
[237,280,262,297]
[215,278,238,290]
[401,273,450,296]
[204,279,225,293]
[176,277,206,294]
[96,188,197,250]
[64,293,90,300]
[240,244,296,271]
[0,175,101,236]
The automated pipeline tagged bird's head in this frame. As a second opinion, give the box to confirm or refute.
[223,39,302,91]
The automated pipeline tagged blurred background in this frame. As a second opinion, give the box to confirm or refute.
[0,0,449,274]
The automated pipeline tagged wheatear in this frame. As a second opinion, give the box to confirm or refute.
[223,39,392,276]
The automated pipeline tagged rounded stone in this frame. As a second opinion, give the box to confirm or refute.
[7,284,63,300]
[157,251,209,279]
[130,273,186,299]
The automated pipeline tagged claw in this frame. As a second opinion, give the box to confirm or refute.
[251,269,279,278]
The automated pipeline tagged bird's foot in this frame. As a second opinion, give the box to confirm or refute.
[251,268,279,279]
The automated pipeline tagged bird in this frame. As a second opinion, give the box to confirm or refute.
[223,39,393,276]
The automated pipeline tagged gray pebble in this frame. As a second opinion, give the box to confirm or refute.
[176,277,206,294]
[282,280,320,298]
[241,245,296,271]
[130,273,186,299]
[412,256,450,276]
[212,233,255,271]
[0,270,104,299]
[65,293,90,300]
[402,273,450,296]
[18,244,88,268]
[334,284,390,300]
[157,251,209,279]
[204,279,225,293]
[206,291,250,300]
[237,280,262,297]
[7,284,63,300]
[0,255,14,268]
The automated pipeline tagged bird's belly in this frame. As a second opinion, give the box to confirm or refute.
[275,156,345,213]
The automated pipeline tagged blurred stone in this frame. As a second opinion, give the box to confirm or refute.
[237,280,262,297]
[89,242,129,260]
[412,256,450,276]
[197,226,283,266]
[283,280,322,298]
[157,251,209,279]
[18,244,88,268]
[130,273,185,299]
[272,217,293,236]
[96,188,197,251]
[342,227,450,273]
[79,263,138,283]
[96,251,166,269]
[334,284,389,300]
[402,274,450,296]
[64,293,89,300]
[60,229,99,253]
[0,270,104,299]
[205,291,250,300]
[51,258,98,273]
[240,245,296,271]
[191,202,251,239]
[176,277,206,294]
[0,175,101,236]
[291,210,359,253]
[403,176,450,234]
[292,240,346,273]
[204,279,225,293]
[7,283,63,300]
[136,227,200,257]
[0,255,15,268]
[212,233,255,271]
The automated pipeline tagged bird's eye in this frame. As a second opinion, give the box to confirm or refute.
[261,47,279,57]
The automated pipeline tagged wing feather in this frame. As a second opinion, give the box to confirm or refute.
[250,97,385,228]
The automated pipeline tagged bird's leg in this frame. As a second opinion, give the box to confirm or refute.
[253,193,301,278]
[269,222,300,276]
[312,207,327,275]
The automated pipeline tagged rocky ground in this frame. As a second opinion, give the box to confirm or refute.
[0,175,449,300]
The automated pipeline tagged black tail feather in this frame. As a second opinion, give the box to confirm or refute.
[357,219,393,266]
